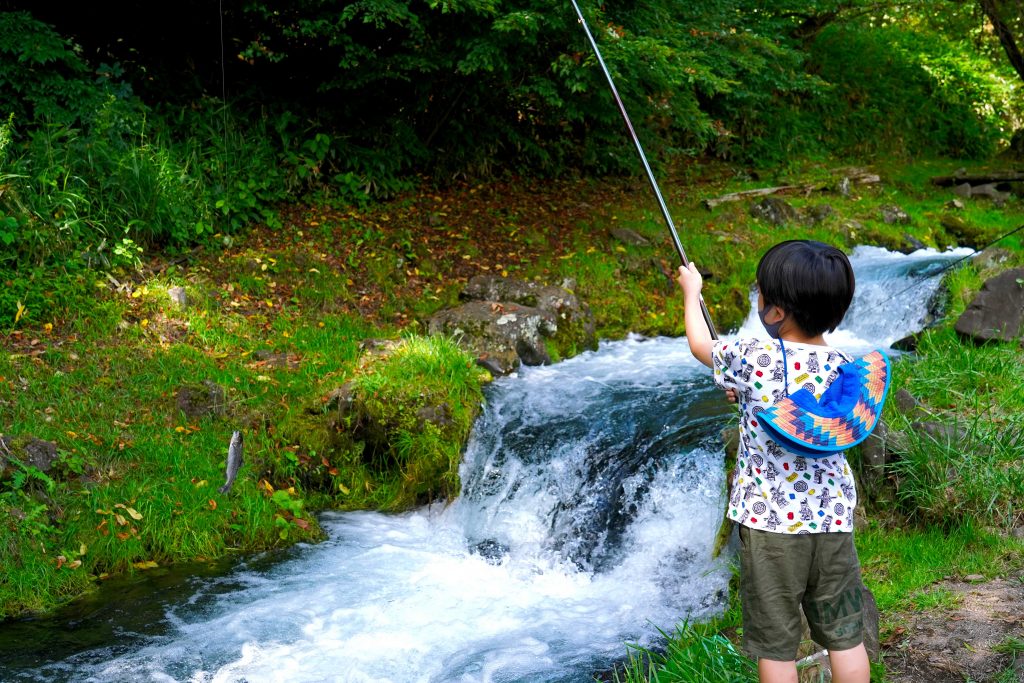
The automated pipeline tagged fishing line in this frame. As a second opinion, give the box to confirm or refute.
[569,0,718,340]
[868,222,1024,313]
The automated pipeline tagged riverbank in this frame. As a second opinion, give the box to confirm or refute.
[2,158,1023,680]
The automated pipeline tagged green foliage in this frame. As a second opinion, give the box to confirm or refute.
[794,23,1008,160]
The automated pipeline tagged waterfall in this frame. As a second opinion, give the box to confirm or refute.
[0,246,971,683]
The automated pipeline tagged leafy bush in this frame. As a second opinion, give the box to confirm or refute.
[798,23,1007,159]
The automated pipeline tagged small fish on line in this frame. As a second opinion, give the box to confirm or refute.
[218,431,244,494]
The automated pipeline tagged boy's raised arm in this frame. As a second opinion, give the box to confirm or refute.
[676,263,714,369]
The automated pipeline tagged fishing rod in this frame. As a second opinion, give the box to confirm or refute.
[569,0,718,340]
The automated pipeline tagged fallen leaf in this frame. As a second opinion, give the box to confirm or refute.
[125,507,143,521]
[133,561,159,570]
[208,499,217,510]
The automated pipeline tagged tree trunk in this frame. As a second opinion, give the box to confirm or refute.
[978,0,1024,83]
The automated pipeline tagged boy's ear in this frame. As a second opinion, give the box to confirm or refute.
[764,304,786,324]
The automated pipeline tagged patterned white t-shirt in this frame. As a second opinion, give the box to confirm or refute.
[712,337,857,534]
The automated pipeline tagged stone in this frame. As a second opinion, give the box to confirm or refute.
[252,350,300,369]
[860,420,888,469]
[890,332,921,352]
[971,247,1012,271]
[416,403,454,429]
[945,198,965,210]
[964,574,985,583]
[910,421,968,446]
[175,380,227,420]
[970,183,1011,202]
[861,583,881,661]
[953,182,973,199]
[428,301,558,375]
[459,275,597,357]
[940,215,988,250]
[838,176,852,197]
[902,233,926,252]
[894,388,925,419]
[880,205,911,225]
[749,197,798,225]
[954,268,1024,342]
[804,204,835,225]
[608,227,650,246]
[0,435,59,477]
[167,286,188,310]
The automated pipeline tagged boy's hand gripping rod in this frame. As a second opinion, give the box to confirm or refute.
[569,0,718,341]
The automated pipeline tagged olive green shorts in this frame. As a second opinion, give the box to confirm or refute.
[738,525,865,662]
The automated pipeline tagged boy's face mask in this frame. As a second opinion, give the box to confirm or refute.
[757,293,785,339]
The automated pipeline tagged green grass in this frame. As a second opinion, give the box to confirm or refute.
[857,523,1022,614]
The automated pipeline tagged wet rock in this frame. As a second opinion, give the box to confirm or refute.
[428,301,557,375]
[749,197,798,226]
[450,275,597,368]
[608,227,650,246]
[954,268,1024,342]
[472,539,509,564]
[880,205,911,225]
[902,233,926,251]
[0,435,59,478]
[890,332,921,352]
[175,380,227,420]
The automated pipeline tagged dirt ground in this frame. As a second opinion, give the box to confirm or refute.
[881,571,1024,683]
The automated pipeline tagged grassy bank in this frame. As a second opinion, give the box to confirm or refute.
[1,158,1023,676]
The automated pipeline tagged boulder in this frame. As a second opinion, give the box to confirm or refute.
[749,197,798,226]
[428,301,558,375]
[457,275,598,364]
[954,268,1024,342]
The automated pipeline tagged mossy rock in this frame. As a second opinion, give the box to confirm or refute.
[277,336,487,510]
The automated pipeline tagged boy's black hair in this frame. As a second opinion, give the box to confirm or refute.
[756,240,855,336]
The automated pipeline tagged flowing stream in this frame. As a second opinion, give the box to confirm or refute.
[0,246,971,683]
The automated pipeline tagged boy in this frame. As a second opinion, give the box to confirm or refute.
[676,240,870,683]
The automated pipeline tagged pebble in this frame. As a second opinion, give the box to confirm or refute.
[964,574,985,583]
